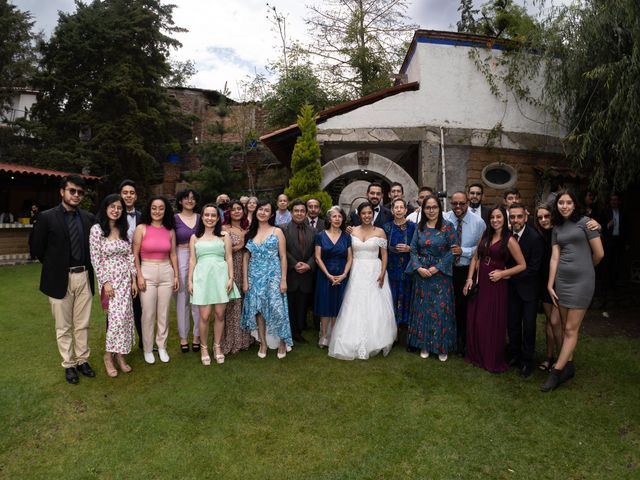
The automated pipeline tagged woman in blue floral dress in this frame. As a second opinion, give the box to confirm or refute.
[383,198,416,327]
[405,195,458,362]
[241,200,292,359]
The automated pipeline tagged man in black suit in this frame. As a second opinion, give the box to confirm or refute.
[30,175,97,384]
[506,203,544,378]
[281,200,317,343]
[305,197,325,230]
[349,182,393,228]
[119,179,144,349]
[467,183,491,226]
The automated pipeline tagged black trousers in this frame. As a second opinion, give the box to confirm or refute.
[453,265,469,354]
[507,287,538,366]
[287,289,310,338]
[132,294,143,348]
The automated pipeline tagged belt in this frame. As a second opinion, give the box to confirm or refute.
[69,266,87,273]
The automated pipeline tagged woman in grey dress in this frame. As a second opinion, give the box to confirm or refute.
[542,191,604,392]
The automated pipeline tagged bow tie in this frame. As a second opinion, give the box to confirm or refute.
[374,207,380,212]
[127,212,136,217]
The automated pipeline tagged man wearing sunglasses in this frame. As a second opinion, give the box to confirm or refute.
[30,175,96,385]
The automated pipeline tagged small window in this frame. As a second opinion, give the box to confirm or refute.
[481,162,517,189]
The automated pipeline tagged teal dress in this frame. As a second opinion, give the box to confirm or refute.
[191,238,240,305]
[241,230,292,348]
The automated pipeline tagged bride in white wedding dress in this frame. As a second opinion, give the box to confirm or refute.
[328,202,397,360]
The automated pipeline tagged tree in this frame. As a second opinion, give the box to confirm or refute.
[27,0,191,193]
[164,59,197,87]
[476,0,538,40]
[284,103,332,212]
[189,141,242,202]
[457,0,479,33]
[0,0,39,114]
[305,0,417,98]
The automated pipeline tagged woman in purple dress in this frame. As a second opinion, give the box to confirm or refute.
[463,206,526,373]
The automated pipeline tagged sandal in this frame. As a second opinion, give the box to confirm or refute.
[191,342,201,352]
[213,343,225,364]
[180,343,190,353]
[200,345,211,366]
[538,357,555,372]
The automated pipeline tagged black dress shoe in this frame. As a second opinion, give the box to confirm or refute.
[65,367,79,384]
[77,362,96,377]
[519,364,533,378]
[293,335,309,344]
[508,357,520,368]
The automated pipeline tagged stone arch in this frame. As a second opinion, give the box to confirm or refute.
[321,152,419,213]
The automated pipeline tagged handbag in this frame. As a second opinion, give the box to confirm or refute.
[100,285,109,311]
[466,261,480,299]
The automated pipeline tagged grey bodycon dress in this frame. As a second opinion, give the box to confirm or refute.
[552,217,600,309]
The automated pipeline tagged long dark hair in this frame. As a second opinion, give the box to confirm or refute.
[478,205,510,260]
[357,201,374,223]
[534,203,553,240]
[245,200,274,241]
[96,194,128,241]
[223,200,249,230]
[418,194,443,231]
[140,195,175,229]
[195,203,223,238]
[552,189,582,225]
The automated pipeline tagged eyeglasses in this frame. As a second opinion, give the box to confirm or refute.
[424,206,439,210]
[108,205,123,211]
[65,188,85,197]
[451,201,467,206]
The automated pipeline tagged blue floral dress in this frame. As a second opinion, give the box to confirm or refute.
[383,220,416,325]
[241,230,292,349]
[405,221,458,354]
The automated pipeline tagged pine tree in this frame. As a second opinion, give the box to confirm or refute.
[284,103,332,212]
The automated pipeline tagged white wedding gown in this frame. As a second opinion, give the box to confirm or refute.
[328,236,397,360]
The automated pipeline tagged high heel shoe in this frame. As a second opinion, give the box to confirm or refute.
[277,349,286,359]
[115,353,132,373]
[200,345,211,366]
[104,352,118,377]
[257,345,267,359]
[213,343,225,364]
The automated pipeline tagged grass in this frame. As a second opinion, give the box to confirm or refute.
[0,263,639,479]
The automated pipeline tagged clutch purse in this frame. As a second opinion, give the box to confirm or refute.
[467,281,479,299]
[100,285,109,311]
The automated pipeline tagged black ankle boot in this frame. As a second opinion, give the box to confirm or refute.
[558,361,575,384]
[541,368,562,392]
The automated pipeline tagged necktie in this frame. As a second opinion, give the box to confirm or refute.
[297,223,305,251]
[310,218,316,228]
[513,232,520,242]
[68,211,82,262]
[455,217,463,265]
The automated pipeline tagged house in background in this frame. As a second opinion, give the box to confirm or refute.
[261,30,567,213]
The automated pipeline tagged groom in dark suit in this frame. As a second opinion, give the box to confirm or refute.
[119,179,144,348]
[30,175,96,384]
[349,182,393,228]
[281,200,317,343]
[507,203,544,378]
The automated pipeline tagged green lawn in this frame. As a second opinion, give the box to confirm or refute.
[1,264,638,479]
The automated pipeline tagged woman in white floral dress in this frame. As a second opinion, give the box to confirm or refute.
[90,194,138,377]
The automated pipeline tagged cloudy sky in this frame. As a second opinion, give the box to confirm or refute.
[11,0,560,99]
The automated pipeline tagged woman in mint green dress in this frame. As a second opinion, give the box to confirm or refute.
[188,204,239,366]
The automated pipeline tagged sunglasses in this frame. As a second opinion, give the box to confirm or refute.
[65,188,85,197]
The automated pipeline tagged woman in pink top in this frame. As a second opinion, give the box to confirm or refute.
[132,196,179,365]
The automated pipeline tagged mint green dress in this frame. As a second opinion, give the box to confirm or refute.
[191,238,240,305]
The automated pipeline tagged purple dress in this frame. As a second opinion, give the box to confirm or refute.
[465,240,509,373]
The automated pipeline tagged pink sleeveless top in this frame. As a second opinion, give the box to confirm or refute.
[140,225,172,261]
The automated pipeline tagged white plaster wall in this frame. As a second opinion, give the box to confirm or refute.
[321,43,563,138]
[3,92,37,121]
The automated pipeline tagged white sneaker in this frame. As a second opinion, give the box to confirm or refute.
[144,352,156,364]
[158,349,170,363]
[439,354,448,362]
[420,350,429,359]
